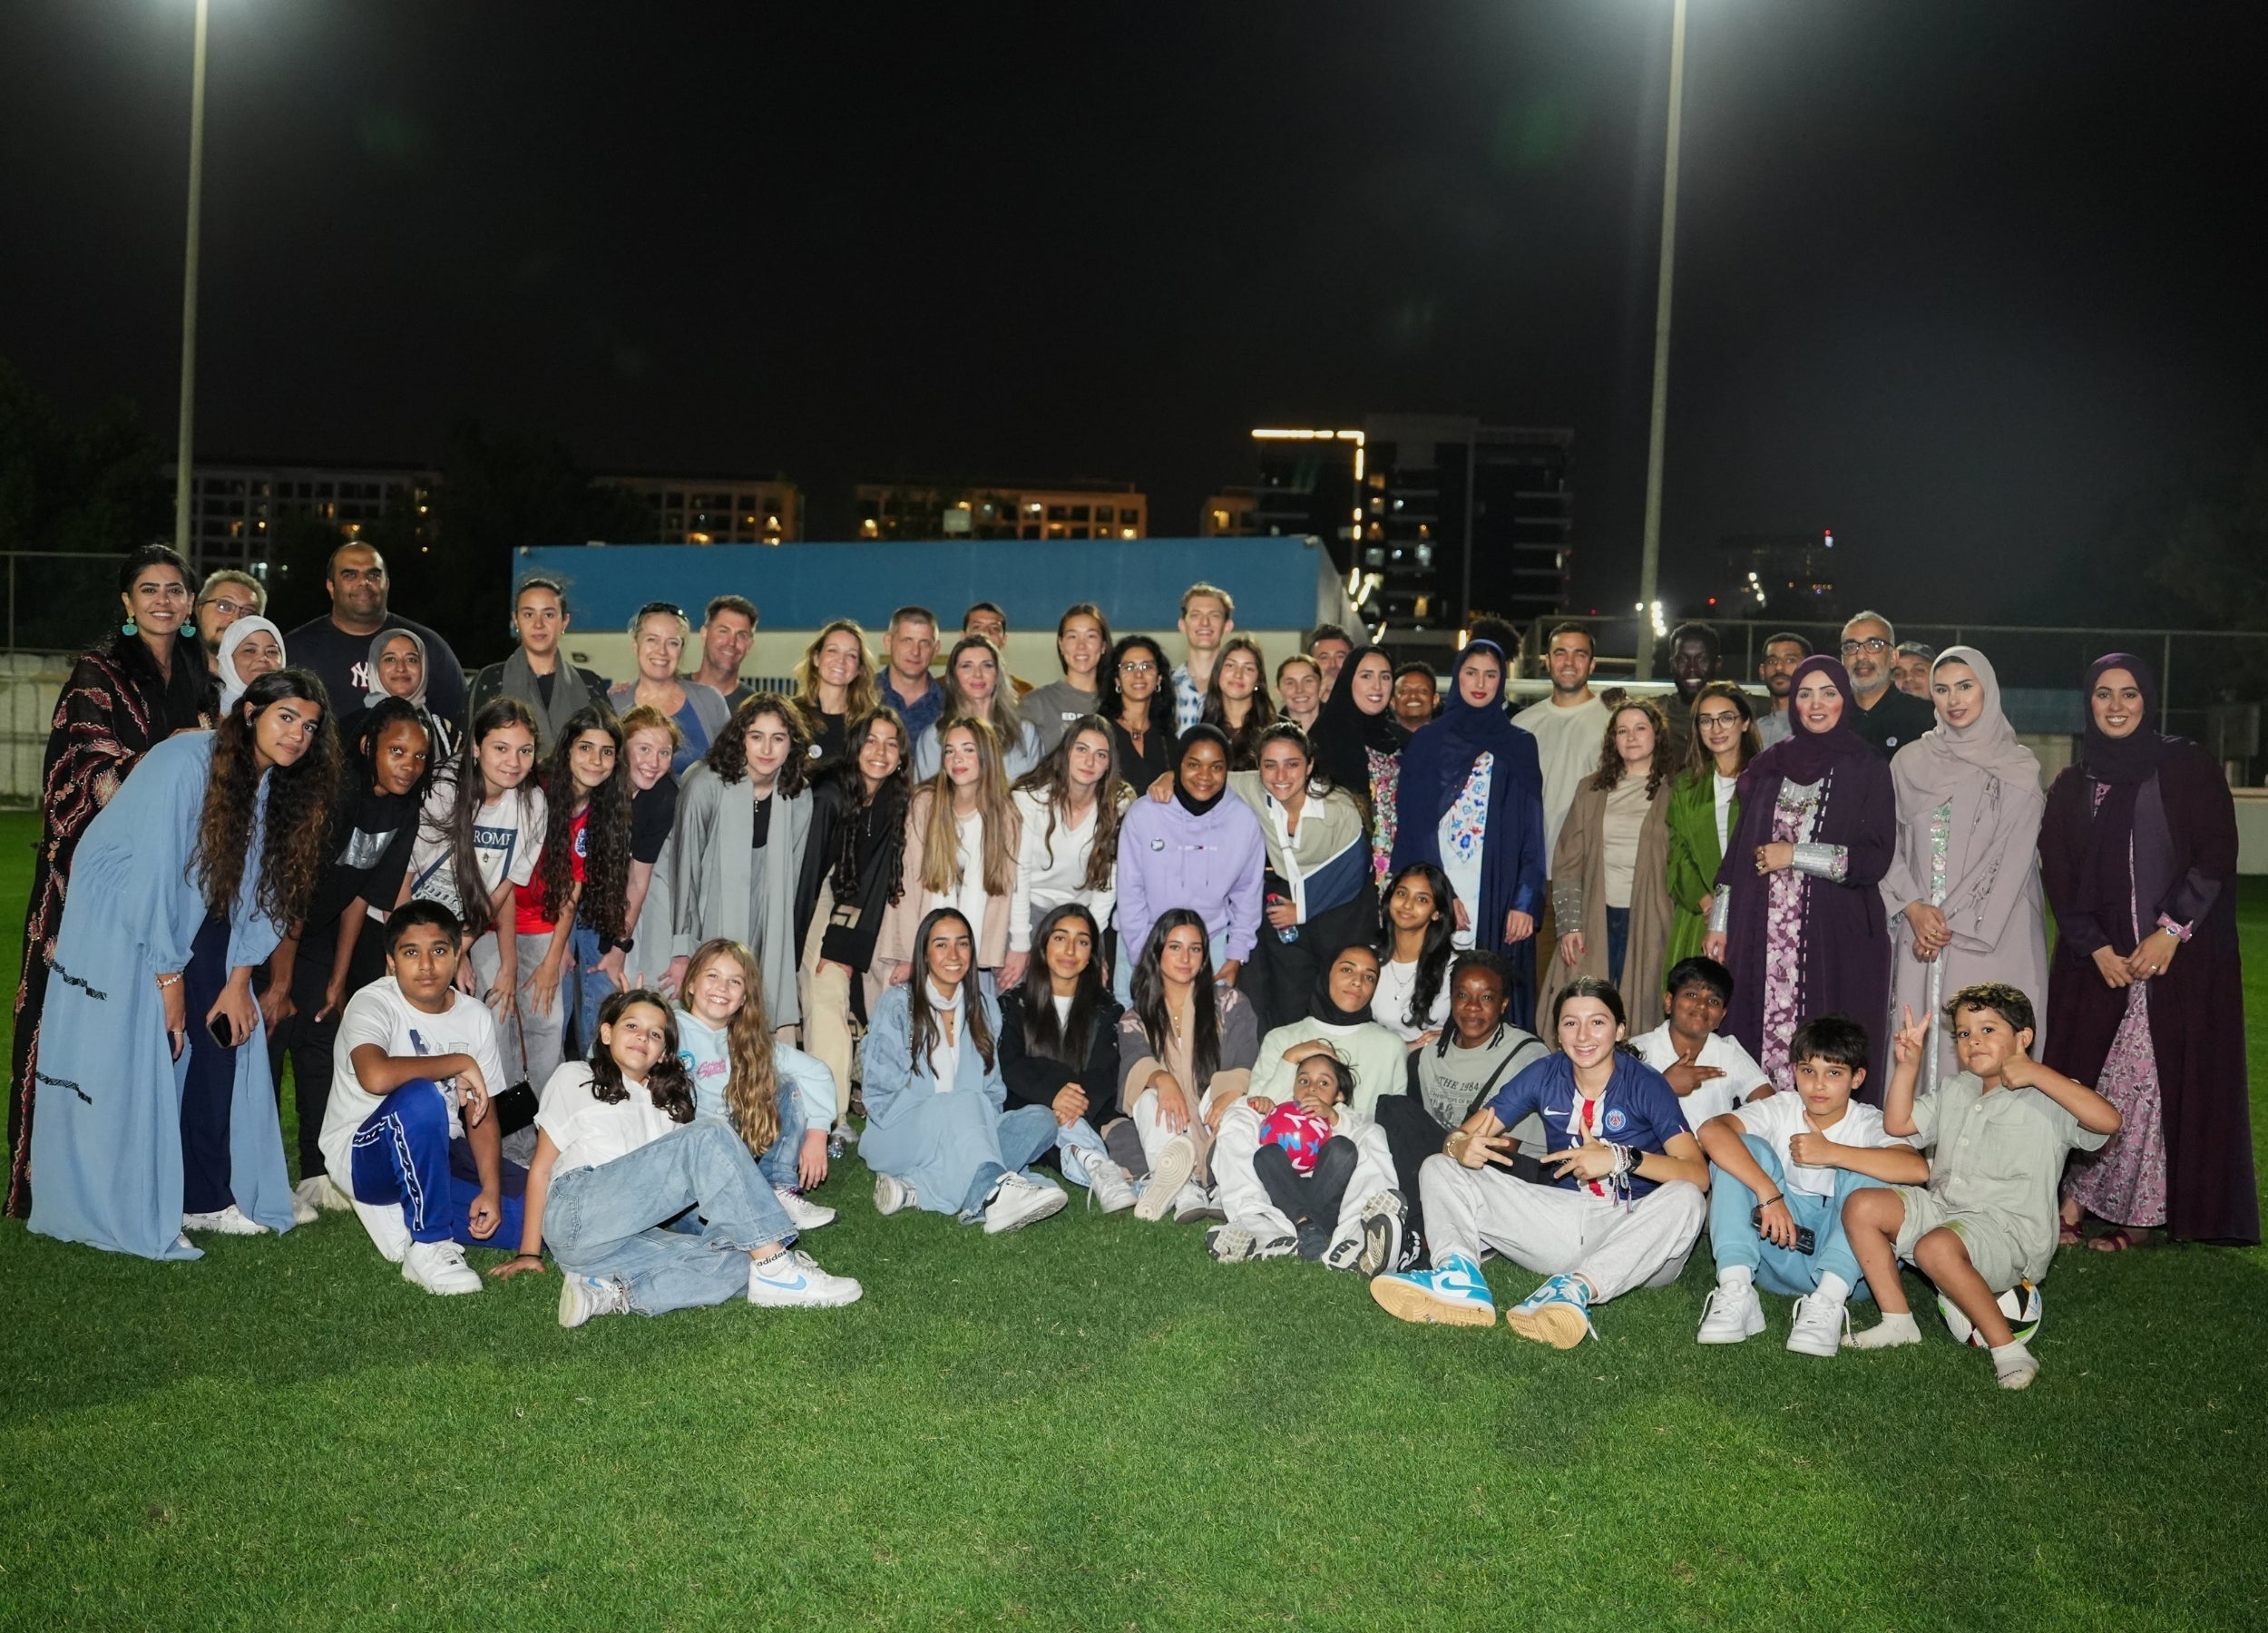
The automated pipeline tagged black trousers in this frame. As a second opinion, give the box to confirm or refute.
[181,914,240,1214]
[1246,882,1378,1036]
[1254,1135,1359,1233]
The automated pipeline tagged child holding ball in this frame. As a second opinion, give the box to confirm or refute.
[1842,983,2119,1388]
[1208,1050,1398,1266]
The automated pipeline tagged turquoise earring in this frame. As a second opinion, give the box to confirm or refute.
[122,616,139,636]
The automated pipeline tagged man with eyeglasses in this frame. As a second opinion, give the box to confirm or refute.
[1839,610,1934,758]
[192,570,267,678]
[283,541,469,728]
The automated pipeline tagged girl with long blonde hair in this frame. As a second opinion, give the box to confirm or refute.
[673,938,837,1213]
[874,715,1025,990]
[791,619,882,768]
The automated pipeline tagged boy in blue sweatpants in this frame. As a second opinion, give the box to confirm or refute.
[1695,1014,1929,1356]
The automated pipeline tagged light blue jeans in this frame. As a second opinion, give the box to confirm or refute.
[1054,1117,1111,1187]
[955,1104,1062,1222]
[1707,1134,1884,1298]
[545,1120,798,1316]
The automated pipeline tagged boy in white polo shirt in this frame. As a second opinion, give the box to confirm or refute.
[1629,956,1773,1131]
[318,900,524,1296]
[1694,1013,1929,1356]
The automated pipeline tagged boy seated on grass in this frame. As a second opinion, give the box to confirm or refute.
[1207,1050,1396,1266]
[1694,1013,1929,1356]
[1628,955,1774,1130]
[1843,983,2119,1390]
[315,900,526,1296]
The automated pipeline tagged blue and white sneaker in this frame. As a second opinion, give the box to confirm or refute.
[558,1273,628,1329]
[748,1249,864,1308]
[1368,1253,1497,1327]
[1504,1273,1596,1349]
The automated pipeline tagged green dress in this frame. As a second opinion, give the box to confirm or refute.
[1664,768,1738,967]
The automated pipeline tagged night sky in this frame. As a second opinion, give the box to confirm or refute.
[5,1,2264,621]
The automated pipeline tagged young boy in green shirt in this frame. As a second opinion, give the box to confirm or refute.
[1842,983,2120,1389]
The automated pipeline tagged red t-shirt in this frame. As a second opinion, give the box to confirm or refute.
[513,807,588,936]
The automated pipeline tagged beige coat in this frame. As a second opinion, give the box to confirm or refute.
[872,787,1019,975]
[1542,776,1674,1033]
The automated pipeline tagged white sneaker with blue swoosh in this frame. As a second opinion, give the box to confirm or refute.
[1505,1273,1597,1349]
[748,1249,864,1308]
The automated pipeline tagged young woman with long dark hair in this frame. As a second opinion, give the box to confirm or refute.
[1374,862,1457,1046]
[1201,634,1277,770]
[1223,722,1372,1034]
[516,706,632,1076]
[862,907,1071,1232]
[995,904,1137,1211]
[261,696,433,1210]
[28,669,340,1258]
[492,989,861,1324]
[1543,695,1677,1032]
[667,693,814,1041]
[1664,681,1760,969]
[1116,909,1263,1225]
[1020,602,1112,756]
[9,543,211,1217]
[795,708,911,1148]
[1101,632,1176,792]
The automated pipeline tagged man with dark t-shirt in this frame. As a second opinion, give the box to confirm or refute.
[286,543,469,728]
[1839,610,1935,758]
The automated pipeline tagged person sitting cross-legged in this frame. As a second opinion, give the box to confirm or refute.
[1694,1013,1929,1356]
[318,900,527,1296]
[1369,975,1708,1348]
[1206,1050,1398,1267]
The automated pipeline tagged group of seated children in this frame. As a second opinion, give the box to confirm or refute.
[1366,963,2118,1391]
[321,895,2118,1388]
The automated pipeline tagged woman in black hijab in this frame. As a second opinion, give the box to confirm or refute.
[1309,646,1409,888]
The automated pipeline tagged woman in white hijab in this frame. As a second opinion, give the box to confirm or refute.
[216,616,286,717]
[1882,645,2048,1087]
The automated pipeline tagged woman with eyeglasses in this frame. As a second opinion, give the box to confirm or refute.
[1664,681,1762,968]
[609,602,727,777]
[10,545,213,1218]
[1101,633,1176,792]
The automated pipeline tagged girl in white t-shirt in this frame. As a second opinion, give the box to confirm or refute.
[1374,863,1456,1047]
[492,990,862,1325]
[405,698,548,1075]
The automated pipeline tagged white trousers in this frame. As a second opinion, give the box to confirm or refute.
[467,931,564,1092]
[1213,1100,1396,1251]
[1419,1154,1706,1304]
[1130,1086,1226,1186]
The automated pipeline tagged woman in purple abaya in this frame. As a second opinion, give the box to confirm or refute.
[1705,657,1896,1100]
[2045,655,2256,1250]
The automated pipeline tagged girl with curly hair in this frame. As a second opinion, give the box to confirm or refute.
[494,989,862,1324]
[27,669,342,1259]
[672,939,838,1217]
[513,707,633,1084]
[666,694,814,1038]
[1543,694,1676,1030]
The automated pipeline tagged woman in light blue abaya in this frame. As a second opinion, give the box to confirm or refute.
[27,669,342,1259]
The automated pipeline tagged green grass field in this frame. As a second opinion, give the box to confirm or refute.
[2,808,2263,1631]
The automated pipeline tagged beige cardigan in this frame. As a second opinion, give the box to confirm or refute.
[1543,776,1674,1032]
[872,787,1020,974]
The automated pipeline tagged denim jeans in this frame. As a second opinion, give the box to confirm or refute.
[954,1103,1062,1221]
[758,1079,807,1191]
[1053,1117,1110,1187]
[564,922,621,1064]
[545,1120,798,1315]
[1605,905,1631,987]
[1707,1133,1884,1297]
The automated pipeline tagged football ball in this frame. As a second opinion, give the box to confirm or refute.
[1938,1280,2043,1346]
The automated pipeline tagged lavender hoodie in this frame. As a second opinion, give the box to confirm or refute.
[1115,792,1266,969]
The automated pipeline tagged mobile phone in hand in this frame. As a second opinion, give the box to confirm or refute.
[207,1012,237,1049]
[1751,1205,1816,1254]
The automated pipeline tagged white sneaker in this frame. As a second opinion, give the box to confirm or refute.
[873,1174,916,1217]
[295,1173,354,1213]
[559,1273,628,1328]
[1133,1135,1195,1222]
[983,1173,1070,1235]
[1786,1293,1850,1358]
[352,1198,413,1264]
[1081,1154,1138,1215]
[181,1205,267,1237]
[1172,1183,1220,1225]
[1206,1225,1297,1263]
[289,1192,319,1227]
[1696,1281,1766,1345]
[402,1238,483,1296]
[748,1248,865,1307]
[774,1185,837,1230]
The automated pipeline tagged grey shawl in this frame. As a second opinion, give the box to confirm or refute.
[498,645,601,753]
[670,762,812,1025]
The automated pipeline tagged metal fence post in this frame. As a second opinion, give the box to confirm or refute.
[2161,631,2174,733]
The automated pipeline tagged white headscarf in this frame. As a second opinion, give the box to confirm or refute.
[216,616,286,718]
[366,626,431,710]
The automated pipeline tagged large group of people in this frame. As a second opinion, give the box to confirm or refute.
[6,543,2254,1388]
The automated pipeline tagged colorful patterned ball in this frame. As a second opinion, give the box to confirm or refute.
[1257,1104,1334,1175]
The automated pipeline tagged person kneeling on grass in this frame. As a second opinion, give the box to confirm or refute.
[675,937,838,1232]
[318,900,526,1296]
[1206,1051,1399,1267]
[1695,1013,1929,1356]
[1842,983,2117,1390]
[1369,976,1708,1348]
[492,990,863,1325]
[861,906,1071,1234]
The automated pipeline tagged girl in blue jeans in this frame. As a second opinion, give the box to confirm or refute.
[493,989,863,1326]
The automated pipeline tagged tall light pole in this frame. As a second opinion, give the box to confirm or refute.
[172,0,210,560]
[1632,0,1687,681]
